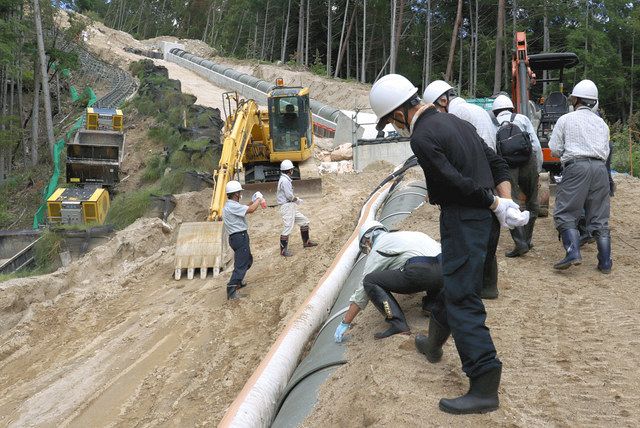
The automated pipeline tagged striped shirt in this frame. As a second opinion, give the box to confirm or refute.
[549,107,610,164]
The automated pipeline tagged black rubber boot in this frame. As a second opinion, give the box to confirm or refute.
[596,235,612,274]
[227,285,241,300]
[524,217,536,249]
[300,226,318,248]
[415,316,450,363]
[505,226,529,257]
[280,235,293,257]
[481,257,498,300]
[439,366,501,414]
[367,285,410,339]
[553,229,582,270]
[421,294,437,315]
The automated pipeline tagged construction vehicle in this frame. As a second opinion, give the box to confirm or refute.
[47,187,110,225]
[174,81,322,280]
[510,31,579,216]
[66,108,125,187]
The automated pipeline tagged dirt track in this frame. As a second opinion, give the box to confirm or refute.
[304,174,640,427]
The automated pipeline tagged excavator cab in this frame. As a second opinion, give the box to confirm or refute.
[268,85,313,163]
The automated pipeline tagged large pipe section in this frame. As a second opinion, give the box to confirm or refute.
[166,48,343,134]
[219,159,427,427]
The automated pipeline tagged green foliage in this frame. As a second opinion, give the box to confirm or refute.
[141,154,166,182]
[611,112,640,175]
[106,188,155,230]
[34,230,63,272]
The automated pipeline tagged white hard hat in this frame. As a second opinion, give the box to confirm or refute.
[358,220,388,252]
[280,159,294,171]
[570,79,598,101]
[423,80,454,104]
[369,74,419,130]
[492,94,514,111]
[448,96,466,111]
[226,180,243,194]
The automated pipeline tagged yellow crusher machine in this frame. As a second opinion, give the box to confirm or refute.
[174,81,322,280]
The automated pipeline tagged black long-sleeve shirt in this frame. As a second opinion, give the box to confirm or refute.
[410,107,511,208]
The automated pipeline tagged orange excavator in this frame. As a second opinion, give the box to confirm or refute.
[511,31,579,214]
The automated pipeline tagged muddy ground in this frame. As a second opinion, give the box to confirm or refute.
[304,174,640,427]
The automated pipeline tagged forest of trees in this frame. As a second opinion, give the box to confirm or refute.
[1,0,639,186]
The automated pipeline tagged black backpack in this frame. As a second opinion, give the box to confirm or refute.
[494,113,532,167]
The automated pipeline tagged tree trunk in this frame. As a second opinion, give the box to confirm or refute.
[203,4,212,42]
[543,1,549,94]
[392,0,404,72]
[473,0,478,95]
[326,0,332,76]
[445,0,463,82]
[389,0,396,73]
[33,0,55,158]
[281,0,292,63]
[253,12,259,58]
[631,32,635,118]
[305,0,310,66]
[493,0,505,94]
[468,0,473,94]
[18,67,28,161]
[297,0,304,64]
[260,0,269,59]
[361,0,366,83]
[458,31,463,94]
[334,0,350,77]
[31,60,40,166]
[334,2,356,78]
[423,0,432,90]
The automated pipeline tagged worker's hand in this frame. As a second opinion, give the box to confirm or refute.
[252,191,263,202]
[491,197,520,229]
[505,207,530,228]
[295,198,304,205]
[609,181,616,197]
[334,321,350,343]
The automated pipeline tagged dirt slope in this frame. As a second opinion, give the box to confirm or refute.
[304,174,640,427]
[0,167,392,426]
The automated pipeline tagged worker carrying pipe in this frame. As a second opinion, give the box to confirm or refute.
[334,221,443,342]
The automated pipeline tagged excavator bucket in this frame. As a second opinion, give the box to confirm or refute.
[242,178,322,206]
[174,221,230,280]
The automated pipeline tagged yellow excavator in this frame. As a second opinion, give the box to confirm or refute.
[174,81,322,280]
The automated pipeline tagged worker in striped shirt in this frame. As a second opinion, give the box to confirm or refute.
[549,79,612,273]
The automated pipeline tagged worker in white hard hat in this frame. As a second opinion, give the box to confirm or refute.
[222,180,266,300]
[549,79,611,273]
[491,94,543,258]
[370,73,530,415]
[276,159,318,256]
[334,221,443,342]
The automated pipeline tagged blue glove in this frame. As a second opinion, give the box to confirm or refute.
[334,321,350,343]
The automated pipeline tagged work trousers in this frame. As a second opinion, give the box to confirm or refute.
[431,205,502,378]
[510,153,539,218]
[483,217,500,290]
[280,202,309,236]
[363,260,443,304]
[554,158,610,237]
[228,231,253,286]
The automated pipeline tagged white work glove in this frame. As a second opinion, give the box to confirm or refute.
[295,197,304,205]
[251,191,263,202]
[505,207,530,228]
[491,197,520,229]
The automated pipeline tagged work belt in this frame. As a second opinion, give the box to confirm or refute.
[229,230,248,237]
[563,157,604,168]
[404,255,441,268]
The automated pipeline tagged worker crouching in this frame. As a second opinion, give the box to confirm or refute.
[334,221,443,342]
[222,180,265,300]
[277,159,318,256]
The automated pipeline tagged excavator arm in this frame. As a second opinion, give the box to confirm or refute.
[208,98,265,220]
[175,95,267,280]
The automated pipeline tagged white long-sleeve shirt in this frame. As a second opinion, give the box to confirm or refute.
[276,173,295,205]
[495,110,543,172]
[549,106,610,164]
[449,99,498,152]
[349,231,441,309]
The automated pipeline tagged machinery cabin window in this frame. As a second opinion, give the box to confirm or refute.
[270,96,310,152]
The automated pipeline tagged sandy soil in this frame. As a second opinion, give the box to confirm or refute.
[0,166,393,427]
[303,174,640,427]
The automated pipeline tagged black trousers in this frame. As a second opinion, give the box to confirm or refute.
[432,205,502,378]
[228,231,253,286]
[363,261,443,300]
